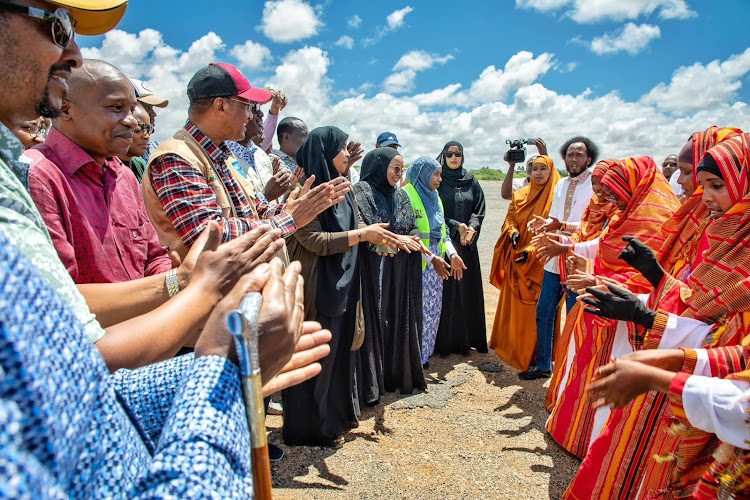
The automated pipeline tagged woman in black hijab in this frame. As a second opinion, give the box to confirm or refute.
[435,140,488,356]
[354,148,426,405]
[283,127,400,448]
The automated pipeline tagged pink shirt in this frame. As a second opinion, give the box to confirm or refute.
[27,128,171,284]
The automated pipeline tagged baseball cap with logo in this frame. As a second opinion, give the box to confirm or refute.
[130,79,169,108]
[377,132,400,148]
[187,63,273,103]
[48,0,129,36]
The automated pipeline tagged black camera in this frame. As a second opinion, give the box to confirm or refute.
[504,138,535,163]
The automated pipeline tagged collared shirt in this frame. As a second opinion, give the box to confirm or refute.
[0,236,254,497]
[226,140,272,197]
[149,121,296,247]
[544,169,594,274]
[273,148,298,173]
[26,128,171,284]
[0,122,103,342]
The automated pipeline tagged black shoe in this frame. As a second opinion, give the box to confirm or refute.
[268,443,285,462]
[518,366,552,380]
[422,361,430,369]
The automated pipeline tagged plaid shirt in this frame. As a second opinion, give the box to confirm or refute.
[149,121,296,247]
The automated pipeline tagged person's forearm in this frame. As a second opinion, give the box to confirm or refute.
[96,284,220,372]
[78,275,172,328]
[501,167,515,200]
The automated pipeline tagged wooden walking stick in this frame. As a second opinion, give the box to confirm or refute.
[226,292,273,500]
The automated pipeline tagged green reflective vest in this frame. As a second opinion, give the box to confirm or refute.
[403,184,447,271]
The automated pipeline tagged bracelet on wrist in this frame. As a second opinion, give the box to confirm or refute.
[166,268,180,298]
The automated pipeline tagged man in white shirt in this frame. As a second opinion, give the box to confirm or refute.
[662,154,683,197]
[519,136,598,380]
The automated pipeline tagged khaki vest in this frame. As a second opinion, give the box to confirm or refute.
[142,129,260,259]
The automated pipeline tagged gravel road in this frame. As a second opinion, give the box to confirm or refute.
[269,181,580,500]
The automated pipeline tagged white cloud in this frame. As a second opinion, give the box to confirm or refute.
[229,40,272,69]
[335,36,354,49]
[590,23,661,55]
[384,51,454,93]
[348,14,362,29]
[81,31,750,170]
[642,47,750,113]
[261,0,322,43]
[265,46,332,118]
[386,6,413,29]
[463,51,555,103]
[515,0,696,23]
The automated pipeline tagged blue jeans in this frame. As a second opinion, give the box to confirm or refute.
[534,271,577,371]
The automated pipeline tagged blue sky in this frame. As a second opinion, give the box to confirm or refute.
[79,0,750,169]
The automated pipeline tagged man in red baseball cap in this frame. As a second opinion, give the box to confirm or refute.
[143,62,350,258]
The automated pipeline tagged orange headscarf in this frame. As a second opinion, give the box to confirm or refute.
[656,126,743,278]
[598,157,680,289]
[490,155,561,293]
[686,133,750,321]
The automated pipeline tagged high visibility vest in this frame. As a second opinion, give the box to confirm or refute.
[403,183,447,271]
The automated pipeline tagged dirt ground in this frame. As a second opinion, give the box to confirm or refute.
[269,181,581,499]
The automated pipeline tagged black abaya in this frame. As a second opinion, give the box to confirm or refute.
[435,143,488,356]
[354,149,426,400]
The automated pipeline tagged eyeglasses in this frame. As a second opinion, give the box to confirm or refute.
[444,151,462,158]
[0,1,76,48]
[389,166,404,175]
[228,97,259,114]
[134,122,153,135]
[20,120,48,138]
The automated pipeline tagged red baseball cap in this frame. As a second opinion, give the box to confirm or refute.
[187,63,273,103]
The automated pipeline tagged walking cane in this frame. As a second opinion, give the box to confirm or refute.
[226,292,273,500]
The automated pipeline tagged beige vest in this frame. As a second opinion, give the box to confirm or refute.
[142,129,260,259]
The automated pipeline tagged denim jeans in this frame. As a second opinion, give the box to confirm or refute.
[534,271,577,372]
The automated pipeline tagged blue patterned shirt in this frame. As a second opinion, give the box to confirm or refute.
[0,232,254,498]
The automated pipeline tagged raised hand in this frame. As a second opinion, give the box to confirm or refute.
[285,176,350,228]
[586,358,674,409]
[565,251,588,275]
[619,236,665,289]
[262,321,332,396]
[582,284,657,328]
[534,137,548,156]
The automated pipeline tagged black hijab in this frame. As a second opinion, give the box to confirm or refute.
[437,140,473,188]
[355,148,405,230]
[296,126,359,316]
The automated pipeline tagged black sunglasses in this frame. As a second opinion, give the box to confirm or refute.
[0,0,76,48]
[444,151,463,158]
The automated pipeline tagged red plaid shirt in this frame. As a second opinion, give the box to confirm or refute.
[26,128,172,284]
[148,121,296,247]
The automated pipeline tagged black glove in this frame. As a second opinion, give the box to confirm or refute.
[511,231,520,249]
[618,236,665,289]
[514,250,528,264]
[582,284,656,329]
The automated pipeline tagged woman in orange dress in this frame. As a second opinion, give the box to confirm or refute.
[489,156,560,370]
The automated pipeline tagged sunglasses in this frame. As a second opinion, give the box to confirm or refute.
[134,122,154,135]
[444,151,463,158]
[228,97,259,114]
[663,162,678,167]
[0,1,76,48]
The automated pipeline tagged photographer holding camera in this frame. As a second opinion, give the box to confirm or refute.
[501,138,547,200]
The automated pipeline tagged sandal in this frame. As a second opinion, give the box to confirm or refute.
[324,436,345,449]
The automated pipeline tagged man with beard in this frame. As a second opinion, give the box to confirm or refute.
[519,136,598,380]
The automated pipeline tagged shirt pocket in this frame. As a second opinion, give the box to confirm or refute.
[113,220,149,279]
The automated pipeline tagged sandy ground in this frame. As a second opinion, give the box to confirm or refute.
[269,181,580,499]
